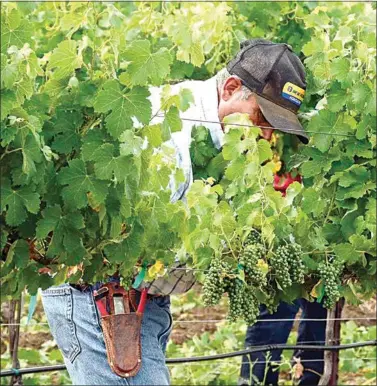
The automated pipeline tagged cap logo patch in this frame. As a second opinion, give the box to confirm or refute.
[282,82,305,106]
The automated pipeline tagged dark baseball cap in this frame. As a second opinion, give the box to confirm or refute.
[227,38,309,144]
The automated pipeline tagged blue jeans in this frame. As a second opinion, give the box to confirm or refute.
[41,284,172,385]
[239,299,327,385]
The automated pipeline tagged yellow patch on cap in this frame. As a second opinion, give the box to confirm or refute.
[282,82,305,106]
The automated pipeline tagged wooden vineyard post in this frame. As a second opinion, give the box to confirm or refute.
[319,306,336,386]
[8,298,23,386]
[319,299,345,386]
[329,299,345,386]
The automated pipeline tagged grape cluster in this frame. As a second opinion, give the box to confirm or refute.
[227,278,244,321]
[203,255,261,324]
[263,286,279,314]
[242,286,259,325]
[287,243,305,284]
[226,279,259,325]
[270,243,305,289]
[270,245,292,289]
[244,230,262,246]
[318,260,344,309]
[203,258,233,306]
[239,244,267,288]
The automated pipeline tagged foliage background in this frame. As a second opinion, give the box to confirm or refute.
[1,0,376,306]
[0,1,376,384]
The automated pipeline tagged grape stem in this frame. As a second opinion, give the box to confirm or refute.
[323,184,337,225]
[0,147,23,160]
[220,224,237,261]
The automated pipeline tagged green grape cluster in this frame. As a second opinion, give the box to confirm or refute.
[242,286,260,325]
[244,229,262,246]
[227,278,244,321]
[287,243,305,284]
[262,285,279,314]
[270,245,292,289]
[270,243,305,289]
[226,279,259,325]
[239,244,267,288]
[203,258,233,306]
[318,260,344,309]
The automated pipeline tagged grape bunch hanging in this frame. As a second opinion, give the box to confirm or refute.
[318,260,344,309]
[202,230,306,324]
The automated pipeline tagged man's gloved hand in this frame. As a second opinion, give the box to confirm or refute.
[273,172,302,196]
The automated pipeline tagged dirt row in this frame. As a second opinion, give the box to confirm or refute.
[1,296,375,350]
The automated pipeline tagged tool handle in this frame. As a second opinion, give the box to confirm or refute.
[137,288,148,314]
[96,298,109,316]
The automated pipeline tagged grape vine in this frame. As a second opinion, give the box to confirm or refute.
[0,2,375,320]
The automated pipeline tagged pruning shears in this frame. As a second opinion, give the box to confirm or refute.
[93,283,148,317]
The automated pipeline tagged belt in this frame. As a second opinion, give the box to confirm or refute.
[69,283,165,299]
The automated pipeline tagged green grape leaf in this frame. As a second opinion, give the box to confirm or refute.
[222,128,249,160]
[334,26,353,44]
[301,187,326,217]
[1,9,33,53]
[307,111,351,152]
[330,58,350,82]
[58,159,108,209]
[163,106,182,133]
[22,134,43,176]
[7,239,29,268]
[119,130,144,156]
[46,40,83,80]
[93,80,151,139]
[15,77,33,104]
[122,40,173,86]
[225,155,246,180]
[351,83,372,110]
[1,90,18,120]
[333,243,362,264]
[207,153,228,181]
[104,223,144,263]
[1,60,18,89]
[338,166,370,188]
[42,78,67,98]
[50,109,83,154]
[36,205,86,259]
[213,201,236,237]
[349,234,376,256]
[1,178,40,226]
[327,82,347,112]
[141,124,163,148]
[81,129,110,162]
[94,143,130,182]
[257,139,273,163]
[190,125,218,167]
[0,229,8,251]
[179,88,195,112]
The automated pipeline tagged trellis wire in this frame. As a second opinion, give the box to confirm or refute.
[155,114,357,137]
[2,359,376,378]
[167,358,377,366]
[172,317,376,322]
[1,316,375,327]
[1,340,376,377]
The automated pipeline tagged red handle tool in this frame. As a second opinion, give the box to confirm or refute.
[137,288,148,314]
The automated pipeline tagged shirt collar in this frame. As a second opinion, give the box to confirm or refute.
[199,75,224,149]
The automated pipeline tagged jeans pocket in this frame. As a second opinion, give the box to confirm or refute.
[149,298,173,352]
[41,285,81,363]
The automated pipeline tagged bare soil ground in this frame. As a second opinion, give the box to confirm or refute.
[170,295,376,345]
[1,295,375,351]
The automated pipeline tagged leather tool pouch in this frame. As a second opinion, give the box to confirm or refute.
[95,283,143,378]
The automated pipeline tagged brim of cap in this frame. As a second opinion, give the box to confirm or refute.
[254,94,309,144]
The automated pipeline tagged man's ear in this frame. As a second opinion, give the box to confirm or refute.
[221,76,243,101]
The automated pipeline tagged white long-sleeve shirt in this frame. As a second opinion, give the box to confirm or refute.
[139,75,224,295]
